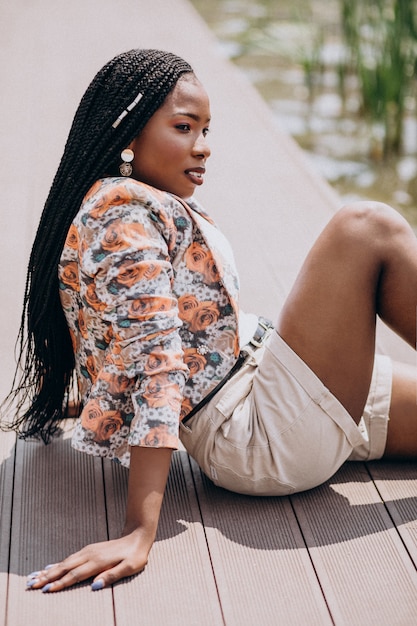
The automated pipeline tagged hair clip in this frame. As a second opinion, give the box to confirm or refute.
[112,91,144,129]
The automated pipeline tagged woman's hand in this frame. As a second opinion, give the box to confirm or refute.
[27,446,173,592]
[26,528,152,592]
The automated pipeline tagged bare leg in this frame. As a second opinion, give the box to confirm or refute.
[277,201,417,455]
[384,362,417,458]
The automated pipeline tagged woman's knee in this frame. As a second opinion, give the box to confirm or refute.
[328,201,411,254]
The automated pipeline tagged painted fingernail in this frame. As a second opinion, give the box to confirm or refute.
[41,583,53,593]
[91,579,104,591]
[27,571,41,579]
[44,564,56,570]
[26,578,39,588]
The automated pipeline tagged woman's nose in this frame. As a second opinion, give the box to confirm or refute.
[193,135,211,159]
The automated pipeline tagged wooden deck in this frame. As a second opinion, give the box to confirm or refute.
[1,0,416,624]
[1,428,417,625]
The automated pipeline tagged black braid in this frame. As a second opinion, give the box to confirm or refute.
[1,49,194,442]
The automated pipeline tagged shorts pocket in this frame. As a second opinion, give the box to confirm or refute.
[215,359,258,418]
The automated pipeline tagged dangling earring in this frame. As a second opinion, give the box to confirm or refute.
[119,148,134,176]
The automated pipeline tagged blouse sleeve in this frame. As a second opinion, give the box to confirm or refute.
[77,182,189,449]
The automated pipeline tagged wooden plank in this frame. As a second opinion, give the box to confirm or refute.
[104,450,224,625]
[291,462,417,625]
[7,430,115,626]
[0,431,16,624]
[189,458,332,626]
[367,460,417,565]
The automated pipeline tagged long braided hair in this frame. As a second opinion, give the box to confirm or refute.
[2,49,193,442]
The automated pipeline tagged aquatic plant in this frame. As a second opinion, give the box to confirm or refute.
[340,0,417,157]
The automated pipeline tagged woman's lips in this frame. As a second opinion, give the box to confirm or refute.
[185,168,205,185]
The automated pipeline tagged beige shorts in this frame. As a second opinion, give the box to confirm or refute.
[179,330,392,496]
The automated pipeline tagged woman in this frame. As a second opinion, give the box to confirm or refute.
[2,49,416,593]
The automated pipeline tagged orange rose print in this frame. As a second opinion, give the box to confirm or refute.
[101,220,148,252]
[142,375,182,413]
[154,207,176,249]
[116,260,142,288]
[203,258,220,284]
[104,353,126,371]
[178,294,199,321]
[98,371,131,395]
[103,326,113,346]
[85,283,107,311]
[65,224,79,250]
[60,261,80,291]
[128,296,174,320]
[81,399,103,426]
[185,242,207,273]
[142,328,172,343]
[189,302,219,333]
[80,239,89,256]
[180,397,193,421]
[116,260,161,287]
[136,262,162,282]
[78,310,88,339]
[141,424,177,447]
[178,295,219,333]
[183,348,207,377]
[86,355,98,381]
[89,186,132,218]
[185,242,220,284]
[81,400,123,443]
[59,289,73,309]
[144,348,181,376]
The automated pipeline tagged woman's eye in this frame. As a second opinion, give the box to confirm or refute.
[203,128,210,137]
[176,124,190,132]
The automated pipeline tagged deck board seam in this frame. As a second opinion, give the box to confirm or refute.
[101,458,117,626]
[288,494,336,625]
[183,452,227,626]
[365,461,417,572]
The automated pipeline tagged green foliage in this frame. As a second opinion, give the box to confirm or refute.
[340,0,417,157]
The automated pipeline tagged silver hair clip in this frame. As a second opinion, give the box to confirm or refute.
[112,91,144,129]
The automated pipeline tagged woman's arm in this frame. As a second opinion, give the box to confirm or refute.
[69,181,188,453]
[27,446,172,592]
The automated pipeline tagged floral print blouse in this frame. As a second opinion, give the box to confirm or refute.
[58,177,242,467]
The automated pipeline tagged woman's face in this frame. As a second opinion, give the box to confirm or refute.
[129,74,211,199]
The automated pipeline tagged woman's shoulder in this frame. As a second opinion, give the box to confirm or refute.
[185,196,216,225]
[81,177,176,217]
[75,178,196,250]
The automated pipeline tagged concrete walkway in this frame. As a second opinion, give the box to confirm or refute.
[1,1,416,625]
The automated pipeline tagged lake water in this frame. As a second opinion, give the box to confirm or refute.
[191,0,417,230]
